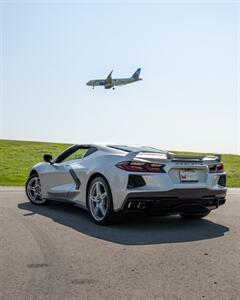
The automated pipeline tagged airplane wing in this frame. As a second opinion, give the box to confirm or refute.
[106,70,113,84]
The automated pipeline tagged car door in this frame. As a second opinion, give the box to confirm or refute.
[40,145,88,201]
[39,161,76,200]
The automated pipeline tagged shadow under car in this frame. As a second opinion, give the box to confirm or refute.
[18,201,229,246]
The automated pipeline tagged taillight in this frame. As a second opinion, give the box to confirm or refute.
[116,161,165,173]
[208,163,224,173]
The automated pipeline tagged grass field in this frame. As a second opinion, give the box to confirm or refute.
[0,139,239,187]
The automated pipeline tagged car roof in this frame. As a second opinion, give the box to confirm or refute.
[76,143,165,154]
[75,144,122,152]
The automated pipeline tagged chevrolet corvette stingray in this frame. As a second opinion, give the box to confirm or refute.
[25,144,227,224]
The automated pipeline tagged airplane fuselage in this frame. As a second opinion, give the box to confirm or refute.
[87,78,141,88]
[86,68,142,89]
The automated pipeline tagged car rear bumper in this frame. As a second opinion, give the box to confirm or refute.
[121,188,227,215]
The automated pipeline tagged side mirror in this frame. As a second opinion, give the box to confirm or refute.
[43,154,53,163]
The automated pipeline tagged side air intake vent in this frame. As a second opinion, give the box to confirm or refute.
[218,175,226,187]
[127,175,146,189]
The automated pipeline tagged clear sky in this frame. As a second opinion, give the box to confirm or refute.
[1,1,239,154]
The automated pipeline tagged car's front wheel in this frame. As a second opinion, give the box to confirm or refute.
[25,174,48,205]
[87,177,115,225]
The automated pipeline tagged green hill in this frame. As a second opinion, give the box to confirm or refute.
[0,139,239,187]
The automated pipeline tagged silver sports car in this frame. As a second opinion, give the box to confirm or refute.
[25,144,227,224]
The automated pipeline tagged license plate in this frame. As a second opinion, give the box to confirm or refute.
[180,170,198,182]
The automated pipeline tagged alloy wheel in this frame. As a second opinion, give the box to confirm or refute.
[89,181,108,221]
[26,176,45,204]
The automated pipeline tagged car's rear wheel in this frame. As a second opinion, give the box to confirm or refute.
[180,212,210,219]
[87,177,115,225]
[25,174,48,205]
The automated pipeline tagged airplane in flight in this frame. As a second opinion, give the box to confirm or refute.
[86,68,142,90]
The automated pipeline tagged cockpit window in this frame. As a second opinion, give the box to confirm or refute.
[107,145,164,153]
[62,148,89,162]
[54,145,97,163]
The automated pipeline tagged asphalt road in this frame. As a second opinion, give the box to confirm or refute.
[0,188,239,300]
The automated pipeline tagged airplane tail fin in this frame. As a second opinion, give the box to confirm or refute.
[106,70,113,82]
[132,68,141,80]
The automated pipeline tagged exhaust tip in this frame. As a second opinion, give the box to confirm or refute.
[128,202,136,209]
[127,201,147,210]
[138,202,146,209]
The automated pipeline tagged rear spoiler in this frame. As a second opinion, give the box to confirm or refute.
[167,153,221,162]
[126,151,221,162]
[126,151,167,160]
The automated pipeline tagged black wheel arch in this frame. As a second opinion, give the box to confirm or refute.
[29,169,39,178]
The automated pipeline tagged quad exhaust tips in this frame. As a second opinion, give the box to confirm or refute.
[138,202,146,209]
[127,201,146,210]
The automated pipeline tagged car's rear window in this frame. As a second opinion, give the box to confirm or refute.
[107,145,164,153]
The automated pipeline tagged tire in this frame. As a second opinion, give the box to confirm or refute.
[180,212,210,219]
[87,176,115,225]
[25,174,48,205]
